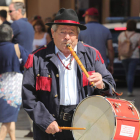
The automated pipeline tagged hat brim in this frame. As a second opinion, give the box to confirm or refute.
[45,22,87,30]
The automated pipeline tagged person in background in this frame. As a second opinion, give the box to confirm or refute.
[28,15,41,25]
[0,24,29,140]
[34,15,41,20]
[0,10,11,26]
[32,19,52,51]
[9,2,34,53]
[118,20,140,96]
[44,17,52,24]
[22,8,115,140]
[44,17,53,40]
[78,7,114,74]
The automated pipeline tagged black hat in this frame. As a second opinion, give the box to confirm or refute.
[46,8,86,30]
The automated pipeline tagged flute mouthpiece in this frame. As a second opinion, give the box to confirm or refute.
[66,44,70,47]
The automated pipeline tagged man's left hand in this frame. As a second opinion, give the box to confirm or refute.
[88,72,104,89]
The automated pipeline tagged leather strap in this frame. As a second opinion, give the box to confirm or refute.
[59,111,73,121]
[125,31,135,39]
[125,31,138,51]
[14,44,21,59]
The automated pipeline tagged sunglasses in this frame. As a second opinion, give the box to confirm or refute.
[9,10,16,13]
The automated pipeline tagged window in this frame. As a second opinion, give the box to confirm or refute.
[110,0,130,17]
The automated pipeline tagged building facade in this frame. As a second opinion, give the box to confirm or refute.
[26,0,140,24]
[0,0,140,24]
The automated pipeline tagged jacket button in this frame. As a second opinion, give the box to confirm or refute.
[48,75,51,77]
[56,74,59,77]
[55,94,58,98]
[37,74,40,76]
[52,114,55,117]
[44,45,47,47]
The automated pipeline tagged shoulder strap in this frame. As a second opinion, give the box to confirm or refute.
[14,44,21,59]
[125,32,138,51]
[125,31,136,39]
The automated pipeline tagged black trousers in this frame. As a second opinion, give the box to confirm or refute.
[54,105,76,140]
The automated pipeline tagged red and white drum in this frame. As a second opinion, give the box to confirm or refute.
[72,95,140,140]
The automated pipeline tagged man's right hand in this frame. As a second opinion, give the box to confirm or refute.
[45,121,62,134]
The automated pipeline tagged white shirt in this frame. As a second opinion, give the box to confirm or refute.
[32,33,47,51]
[55,45,78,105]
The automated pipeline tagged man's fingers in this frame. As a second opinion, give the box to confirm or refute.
[88,72,103,89]
[45,121,60,134]
[88,76,101,82]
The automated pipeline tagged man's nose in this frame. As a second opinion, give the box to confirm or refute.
[65,33,70,39]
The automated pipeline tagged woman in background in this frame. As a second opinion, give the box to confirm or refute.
[32,19,52,51]
[118,20,140,96]
[0,24,29,140]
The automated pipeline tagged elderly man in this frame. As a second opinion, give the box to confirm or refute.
[22,8,116,140]
[9,2,34,53]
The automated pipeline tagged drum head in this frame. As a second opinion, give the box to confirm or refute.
[72,95,115,140]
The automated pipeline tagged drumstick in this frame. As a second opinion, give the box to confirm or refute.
[58,126,86,130]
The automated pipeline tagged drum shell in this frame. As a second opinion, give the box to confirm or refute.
[107,98,140,140]
[72,95,140,140]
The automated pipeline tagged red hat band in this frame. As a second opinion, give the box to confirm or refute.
[54,20,80,24]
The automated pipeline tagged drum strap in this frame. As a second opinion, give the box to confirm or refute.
[107,82,123,96]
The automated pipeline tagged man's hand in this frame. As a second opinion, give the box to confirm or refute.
[88,72,104,89]
[45,121,62,134]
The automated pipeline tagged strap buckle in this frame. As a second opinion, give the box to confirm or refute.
[63,113,70,121]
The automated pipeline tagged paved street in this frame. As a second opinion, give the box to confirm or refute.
[4,86,140,140]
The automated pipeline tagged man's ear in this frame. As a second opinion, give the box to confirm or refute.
[18,9,22,14]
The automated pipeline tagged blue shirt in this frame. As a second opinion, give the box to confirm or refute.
[11,18,34,53]
[0,42,29,74]
[78,21,112,65]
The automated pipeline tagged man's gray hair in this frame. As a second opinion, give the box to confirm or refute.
[51,24,80,34]
[12,2,26,15]
[0,24,13,42]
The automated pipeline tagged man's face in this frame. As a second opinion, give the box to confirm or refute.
[51,25,78,55]
[9,4,18,21]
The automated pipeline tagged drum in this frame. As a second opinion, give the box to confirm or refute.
[72,95,140,140]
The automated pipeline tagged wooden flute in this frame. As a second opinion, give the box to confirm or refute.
[66,43,123,96]
[66,43,96,88]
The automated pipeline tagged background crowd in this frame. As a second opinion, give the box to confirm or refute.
[0,1,140,140]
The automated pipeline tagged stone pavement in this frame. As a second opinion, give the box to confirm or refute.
[4,87,140,140]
